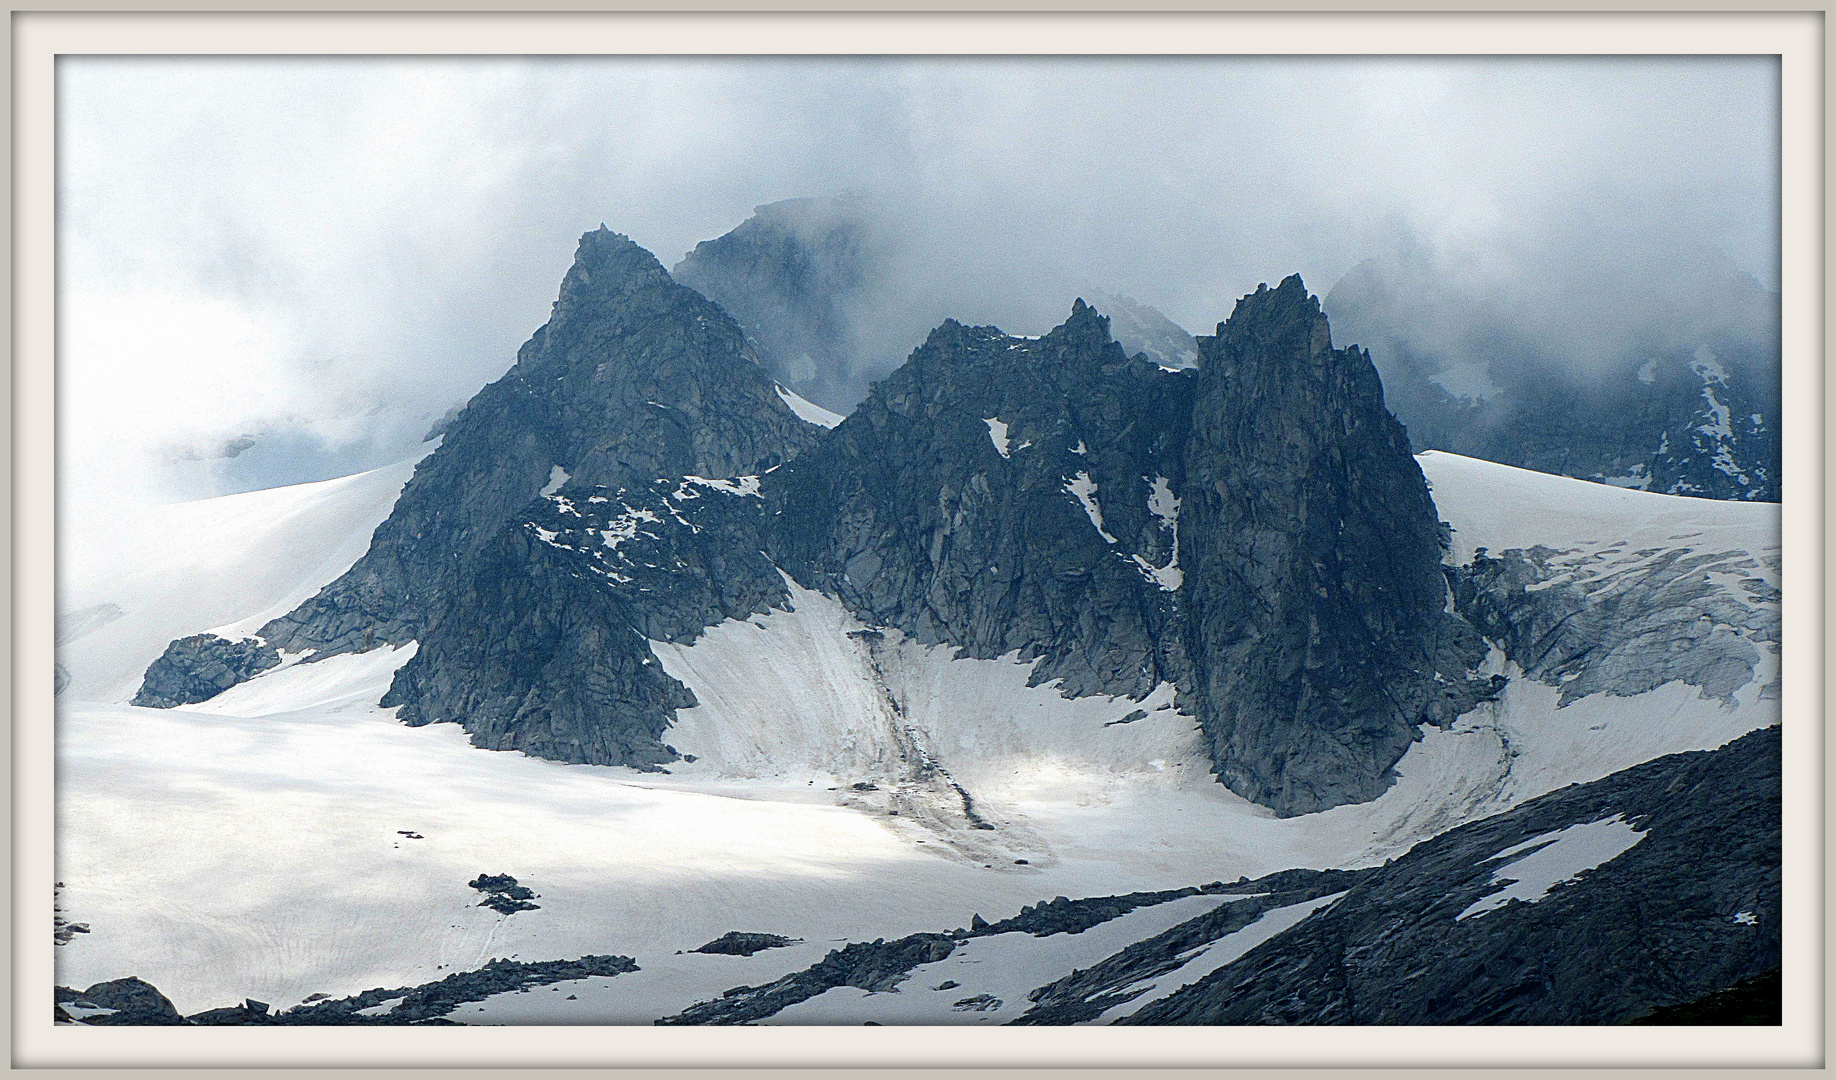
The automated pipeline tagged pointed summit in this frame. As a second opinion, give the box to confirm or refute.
[146,230,819,715]
[1180,277,1493,816]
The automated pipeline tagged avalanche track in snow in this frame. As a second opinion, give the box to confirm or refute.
[55,452,1779,1020]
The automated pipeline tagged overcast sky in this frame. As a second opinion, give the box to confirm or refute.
[58,54,1778,511]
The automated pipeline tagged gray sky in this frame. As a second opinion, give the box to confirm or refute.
[58,54,1778,510]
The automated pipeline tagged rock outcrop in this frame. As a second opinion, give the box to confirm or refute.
[1180,277,1497,815]
[130,634,280,708]
[768,299,1195,702]
[55,977,186,1025]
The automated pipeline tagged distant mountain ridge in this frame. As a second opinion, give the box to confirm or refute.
[672,194,1204,412]
[1324,253,1781,501]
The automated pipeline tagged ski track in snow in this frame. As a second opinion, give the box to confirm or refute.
[54,452,1779,1020]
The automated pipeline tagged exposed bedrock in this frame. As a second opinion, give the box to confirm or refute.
[381,477,786,770]
[131,634,280,708]
[252,227,816,661]
[767,298,1196,702]
[1120,726,1781,1025]
[1179,276,1495,816]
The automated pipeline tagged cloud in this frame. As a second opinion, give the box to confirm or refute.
[58,54,1778,505]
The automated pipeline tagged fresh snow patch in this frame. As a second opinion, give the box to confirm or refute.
[540,466,570,497]
[984,418,1011,459]
[776,386,844,429]
[1126,477,1182,591]
[1457,815,1647,920]
[1065,473,1118,544]
[676,475,762,499]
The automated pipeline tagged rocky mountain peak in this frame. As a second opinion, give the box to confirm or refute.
[194,230,816,668]
[1181,276,1494,816]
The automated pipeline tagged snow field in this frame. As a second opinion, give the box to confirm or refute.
[57,453,424,703]
[53,451,1782,1020]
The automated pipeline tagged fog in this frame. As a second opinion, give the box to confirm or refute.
[58,54,1778,515]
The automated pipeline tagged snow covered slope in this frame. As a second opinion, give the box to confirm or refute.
[55,452,1780,1020]
[58,453,425,703]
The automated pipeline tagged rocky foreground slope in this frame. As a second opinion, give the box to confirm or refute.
[61,726,1776,1026]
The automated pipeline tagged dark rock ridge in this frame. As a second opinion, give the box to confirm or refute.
[658,729,1777,1026]
[59,956,639,1025]
[768,298,1197,702]
[1324,254,1780,501]
[693,932,802,957]
[1014,874,1366,1024]
[1119,726,1780,1024]
[247,226,817,665]
[131,634,280,708]
[176,955,639,1025]
[656,870,1363,1026]
[659,933,962,1024]
[1180,277,1499,814]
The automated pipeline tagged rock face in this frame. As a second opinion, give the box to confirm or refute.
[130,634,280,708]
[768,300,1196,702]
[134,228,818,751]
[1120,726,1781,1025]
[1324,255,1781,501]
[1180,277,1498,815]
[380,475,783,769]
[252,227,816,662]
